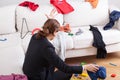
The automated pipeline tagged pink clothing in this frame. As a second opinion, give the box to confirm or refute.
[0,74,28,80]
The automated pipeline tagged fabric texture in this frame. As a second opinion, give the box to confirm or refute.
[50,0,74,14]
[89,25,107,58]
[19,1,39,11]
[104,10,120,30]
[87,66,106,80]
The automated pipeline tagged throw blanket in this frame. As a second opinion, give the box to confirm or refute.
[104,10,120,30]
[52,31,66,61]
[0,74,27,80]
[89,25,107,58]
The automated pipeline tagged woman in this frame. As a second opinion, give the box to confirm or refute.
[22,9,99,80]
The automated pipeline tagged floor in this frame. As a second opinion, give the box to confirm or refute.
[65,52,120,80]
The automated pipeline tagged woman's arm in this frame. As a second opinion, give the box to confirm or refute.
[45,8,58,19]
[43,47,83,74]
[43,47,99,74]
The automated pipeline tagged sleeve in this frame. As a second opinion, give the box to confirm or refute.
[43,47,83,74]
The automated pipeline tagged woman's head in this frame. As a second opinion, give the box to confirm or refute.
[36,19,60,39]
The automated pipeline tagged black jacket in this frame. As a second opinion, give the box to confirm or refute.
[23,34,83,80]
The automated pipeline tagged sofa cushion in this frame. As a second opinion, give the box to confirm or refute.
[71,26,120,49]
[64,0,109,27]
[21,32,74,53]
[16,4,63,33]
[0,5,17,34]
[0,33,21,49]
[0,45,24,75]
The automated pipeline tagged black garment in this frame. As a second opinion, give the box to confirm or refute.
[89,25,107,58]
[23,34,83,80]
[104,10,120,30]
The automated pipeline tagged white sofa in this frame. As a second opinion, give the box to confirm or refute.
[16,0,120,59]
[0,0,120,74]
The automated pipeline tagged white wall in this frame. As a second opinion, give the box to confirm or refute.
[109,0,120,8]
[0,0,120,8]
[0,0,23,7]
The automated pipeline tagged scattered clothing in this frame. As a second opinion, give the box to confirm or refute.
[75,28,83,35]
[0,74,28,80]
[52,31,66,61]
[87,66,106,80]
[0,38,7,41]
[85,0,98,8]
[104,10,120,30]
[19,1,39,11]
[60,24,71,32]
[50,0,74,14]
[89,25,107,58]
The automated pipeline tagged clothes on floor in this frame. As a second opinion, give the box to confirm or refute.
[19,1,39,11]
[89,25,107,58]
[104,10,120,30]
[87,66,106,80]
[23,34,83,80]
[0,74,27,80]
[50,0,74,14]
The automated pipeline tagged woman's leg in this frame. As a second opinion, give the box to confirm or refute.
[53,70,72,80]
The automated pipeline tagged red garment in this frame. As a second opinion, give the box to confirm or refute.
[19,1,39,11]
[50,0,74,14]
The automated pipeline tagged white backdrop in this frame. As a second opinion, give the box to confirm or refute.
[0,0,120,8]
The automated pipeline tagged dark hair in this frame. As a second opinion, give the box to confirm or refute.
[36,19,60,39]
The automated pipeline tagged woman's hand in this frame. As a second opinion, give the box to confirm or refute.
[45,8,58,19]
[83,64,99,73]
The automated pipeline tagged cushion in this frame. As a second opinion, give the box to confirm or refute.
[0,45,25,75]
[0,5,17,34]
[70,26,120,49]
[64,0,109,27]
[16,4,63,33]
